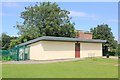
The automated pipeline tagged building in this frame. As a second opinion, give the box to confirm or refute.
[19,36,106,60]
[76,30,92,39]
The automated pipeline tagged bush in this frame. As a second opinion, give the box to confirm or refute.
[0,57,2,61]
[7,56,12,61]
[108,52,116,56]
[2,56,12,61]
[2,56,7,61]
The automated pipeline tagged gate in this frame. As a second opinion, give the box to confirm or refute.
[18,46,30,61]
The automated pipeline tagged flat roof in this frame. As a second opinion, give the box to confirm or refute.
[19,36,106,46]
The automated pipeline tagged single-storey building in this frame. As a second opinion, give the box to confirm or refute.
[18,36,106,60]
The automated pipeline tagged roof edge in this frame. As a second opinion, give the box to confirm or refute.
[18,36,106,46]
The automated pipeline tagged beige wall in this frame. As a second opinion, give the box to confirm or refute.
[28,41,75,60]
[80,43,102,58]
[28,41,43,60]
[28,41,103,60]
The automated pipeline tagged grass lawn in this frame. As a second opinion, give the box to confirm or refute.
[2,58,118,78]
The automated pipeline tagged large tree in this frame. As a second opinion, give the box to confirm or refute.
[90,24,118,56]
[16,2,76,40]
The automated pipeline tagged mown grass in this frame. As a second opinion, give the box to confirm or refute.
[2,58,118,78]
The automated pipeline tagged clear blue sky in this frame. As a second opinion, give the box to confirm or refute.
[1,2,118,40]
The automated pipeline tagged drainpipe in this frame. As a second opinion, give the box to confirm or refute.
[77,41,79,43]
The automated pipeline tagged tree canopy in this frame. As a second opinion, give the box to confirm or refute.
[0,33,18,50]
[90,24,118,55]
[16,2,76,40]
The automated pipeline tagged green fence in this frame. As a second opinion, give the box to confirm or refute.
[0,50,9,61]
[0,46,30,61]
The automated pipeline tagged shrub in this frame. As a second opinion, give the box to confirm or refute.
[2,56,12,61]
[108,52,116,56]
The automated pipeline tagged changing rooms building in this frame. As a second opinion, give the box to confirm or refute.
[19,36,106,60]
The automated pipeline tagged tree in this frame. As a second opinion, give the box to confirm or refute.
[16,2,76,41]
[0,35,2,49]
[90,24,118,56]
[118,44,120,56]
[0,33,18,50]
[9,34,30,48]
[9,39,20,48]
[1,33,11,50]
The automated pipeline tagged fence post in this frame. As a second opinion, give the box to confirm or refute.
[23,46,25,61]
[16,46,19,61]
[28,46,30,60]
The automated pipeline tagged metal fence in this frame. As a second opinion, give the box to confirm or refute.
[0,46,30,61]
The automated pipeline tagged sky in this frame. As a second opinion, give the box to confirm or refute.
[1,2,118,40]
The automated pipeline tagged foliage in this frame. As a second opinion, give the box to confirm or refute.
[118,44,120,56]
[9,34,31,48]
[90,24,118,56]
[0,33,11,50]
[16,2,76,40]
[0,33,18,50]
[9,39,20,48]
[0,36,2,50]
[2,56,12,61]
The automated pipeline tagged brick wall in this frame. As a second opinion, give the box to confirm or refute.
[77,31,92,39]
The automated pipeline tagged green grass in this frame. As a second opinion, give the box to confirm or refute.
[2,58,118,78]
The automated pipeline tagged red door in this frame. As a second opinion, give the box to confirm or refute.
[75,43,80,58]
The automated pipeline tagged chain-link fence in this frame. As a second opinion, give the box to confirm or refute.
[0,46,30,61]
